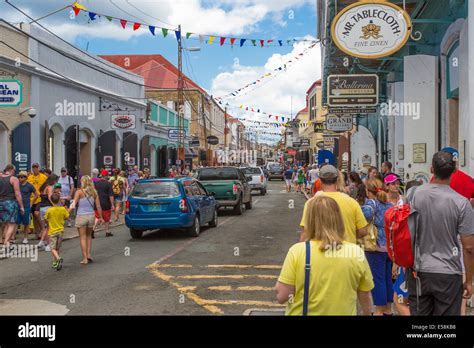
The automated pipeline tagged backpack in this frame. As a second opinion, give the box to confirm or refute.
[361,200,378,252]
[384,202,418,268]
[112,177,122,195]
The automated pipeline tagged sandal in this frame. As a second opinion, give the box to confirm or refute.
[80,260,88,265]
[106,232,114,237]
[87,258,94,263]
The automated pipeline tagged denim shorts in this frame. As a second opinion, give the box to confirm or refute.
[16,207,31,226]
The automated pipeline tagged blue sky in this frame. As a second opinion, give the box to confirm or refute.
[1,0,321,143]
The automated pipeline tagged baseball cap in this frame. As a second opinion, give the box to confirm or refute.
[441,147,459,161]
[54,183,62,189]
[18,171,28,177]
[319,165,338,180]
[61,167,67,172]
[360,167,368,175]
[384,174,400,184]
[101,169,109,177]
[32,162,40,168]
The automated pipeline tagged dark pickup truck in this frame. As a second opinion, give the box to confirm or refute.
[195,167,252,215]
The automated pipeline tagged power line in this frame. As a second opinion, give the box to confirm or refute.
[125,0,176,28]
[109,0,150,26]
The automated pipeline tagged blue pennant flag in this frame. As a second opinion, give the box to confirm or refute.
[240,39,246,47]
[89,12,97,21]
[149,26,156,36]
[175,30,181,41]
[278,40,283,46]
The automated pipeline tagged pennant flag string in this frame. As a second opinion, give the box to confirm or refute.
[70,4,317,48]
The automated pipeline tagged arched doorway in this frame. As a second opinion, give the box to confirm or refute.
[351,125,376,172]
[0,121,9,171]
[79,129,93,176]
[48,124,64,175]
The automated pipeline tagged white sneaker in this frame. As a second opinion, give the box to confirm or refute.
[67,221,72,228]
[22,238,28,244]
[44,245,51,252]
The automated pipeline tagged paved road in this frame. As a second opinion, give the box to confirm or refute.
[0,181,306,315]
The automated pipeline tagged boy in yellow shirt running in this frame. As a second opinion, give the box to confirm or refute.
[44,193,69,271]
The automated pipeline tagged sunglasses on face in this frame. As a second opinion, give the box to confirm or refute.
[19,176,26,179]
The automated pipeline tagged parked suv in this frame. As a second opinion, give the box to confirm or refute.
[240,166,267,195]
[125,178,218,239]
[267,163,284,181]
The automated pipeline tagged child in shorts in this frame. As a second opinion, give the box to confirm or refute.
[44,193,69,271]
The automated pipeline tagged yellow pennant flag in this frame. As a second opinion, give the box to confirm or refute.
[208,36,215,44]
[264,73,271,77]
[73,1,87,10]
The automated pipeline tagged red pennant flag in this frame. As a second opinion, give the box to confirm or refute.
[260,40,264,47]
[133,22,141,31]
[230,38,236,45]
[267,40,274,43]
[276,116,279,121]
[72,6,80,16]
[120,19,127,29]
[220,37,226,46]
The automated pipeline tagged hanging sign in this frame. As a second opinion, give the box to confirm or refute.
[0,80,22,106]
[331,1,412,59]
[326,114,353,131]
[111,114,136,129]
[207,135,219,145]
[328,74,378,107]
[300,138,310,147]
[314,121,326,133]
[168,129,186,140]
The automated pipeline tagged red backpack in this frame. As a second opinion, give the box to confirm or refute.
[384,203,418,268]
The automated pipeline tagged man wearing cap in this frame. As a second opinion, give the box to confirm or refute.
[300,165,368,243]
[93,169,114,237]
[434,147,474,207]
[57,168,75,227]
[27,163,48,238]
[17,171,38,244]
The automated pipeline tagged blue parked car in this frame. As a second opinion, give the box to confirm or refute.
[125,177,218,239]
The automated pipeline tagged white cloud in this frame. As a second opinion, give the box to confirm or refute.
[210,38,320,144]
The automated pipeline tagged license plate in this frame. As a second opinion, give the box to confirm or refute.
[144,204,166,212]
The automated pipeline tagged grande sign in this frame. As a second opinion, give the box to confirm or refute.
[328,74,378,107]
[331,1,412,59]
[326,114,353,132]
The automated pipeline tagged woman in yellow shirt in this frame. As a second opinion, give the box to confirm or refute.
[276,196,375,315]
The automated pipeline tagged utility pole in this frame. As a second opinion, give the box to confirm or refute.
[224,106,228,148]
[177,24,184,167]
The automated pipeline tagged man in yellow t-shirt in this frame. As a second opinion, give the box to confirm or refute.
[44,193,69,271]
[278,240,374,315]
[300,165,367,244]
[27,163,48,236]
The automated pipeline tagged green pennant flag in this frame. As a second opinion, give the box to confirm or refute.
[162,28,168,37]
[106,16,113,22]
[251,39,256,46]
[186,32,192,39]
[287,40,291,45]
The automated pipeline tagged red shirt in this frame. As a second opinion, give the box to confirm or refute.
[431,169,474,199]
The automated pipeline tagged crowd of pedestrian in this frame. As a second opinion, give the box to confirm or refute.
[276,147,474,316]
[0,163,153,270]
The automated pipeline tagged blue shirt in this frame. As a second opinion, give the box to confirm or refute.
[20,182,36,208]
[284,169,294,180]
[362,199,393,249]
[128,173,139,188]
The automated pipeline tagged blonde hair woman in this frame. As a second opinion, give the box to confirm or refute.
[276,196,374,315]
[336,171,348,193]
[362,178,394,315]
[68,176,103,265]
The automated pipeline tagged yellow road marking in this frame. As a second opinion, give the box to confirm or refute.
[153,264,193,268]
[207,264,281,269]
[208,286,274,291]
[177,274,278,280]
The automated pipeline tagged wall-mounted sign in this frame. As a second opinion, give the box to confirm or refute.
[292,141,301,148]
[168,128,186,140]
[326,114,353,131]
[331,1,412,59]
[287,149,297,156]
[314,121,326,133]
[328,74,378,107]
[362,154,372,167]
[0,80,22,106]
[111,114,136,129]
[207,135,219,145]
[190,137,200,147]
[328,107,376,114]
[103,156,113,166]
[414,172,430,184]
[413,143,426,163]
[398,144,404,160]
[459,140,466,167]
[300,138,310,147]
[323,136,336,148]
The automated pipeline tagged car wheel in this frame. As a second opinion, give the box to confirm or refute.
[233,198,243,215]
[261,188,267,196]
[209,209,218,227]
[245,195,252,210]
[130,228,143,239]
[188,215,200,237]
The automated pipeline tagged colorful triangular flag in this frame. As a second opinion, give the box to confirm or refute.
[72,6,81,16]
[106,15,113,22]
[133,22,141,31]
[73,1,87,10]
[186,32,192,39]
[260,40,264,47]
[120,19,127,29]
[240,39,246,47]
[220,37,226,46]
[251,40,256,46]
[175,30,181,41]
[149,26,155,35]
[208,36,215,44]
[162,28,168,37]
[88,12,97,20]
[230,38,236,46]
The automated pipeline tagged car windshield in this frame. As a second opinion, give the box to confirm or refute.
[198,168,240,180]
[270,165,282,171]
[241,167,261,175]
[131,181,180,199]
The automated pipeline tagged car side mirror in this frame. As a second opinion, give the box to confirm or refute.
[209,191,216,196]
